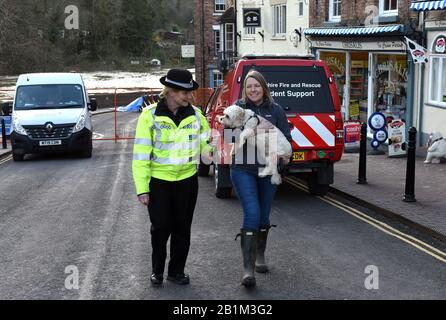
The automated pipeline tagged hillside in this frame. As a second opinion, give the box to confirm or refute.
[0,0,194,74]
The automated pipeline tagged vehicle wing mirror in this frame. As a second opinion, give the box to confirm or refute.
[88,98,98,111]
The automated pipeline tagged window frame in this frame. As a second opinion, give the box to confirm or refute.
[214,29,221,56]
[298,0,305,17]
[379,0,398,16]
[428,54,446,108]
[272,4,287,37]
[329,0,341,22]
[215,0,225,13]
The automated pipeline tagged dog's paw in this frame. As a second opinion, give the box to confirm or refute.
[271,174,282,185]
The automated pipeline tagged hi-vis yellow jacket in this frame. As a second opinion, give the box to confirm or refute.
[132,103,212,195]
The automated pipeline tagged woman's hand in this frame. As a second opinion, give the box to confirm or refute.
[138,194,150,206]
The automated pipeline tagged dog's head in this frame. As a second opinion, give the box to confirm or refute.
[428,132,443,147]
[219,105,248,129]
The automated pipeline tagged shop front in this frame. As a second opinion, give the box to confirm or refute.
[304,25,412,137]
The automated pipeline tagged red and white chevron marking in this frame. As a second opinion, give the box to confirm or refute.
[290,115,336,148]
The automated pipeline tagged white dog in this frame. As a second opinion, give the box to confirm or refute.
[424,132,446,164]
[219,105,292,185]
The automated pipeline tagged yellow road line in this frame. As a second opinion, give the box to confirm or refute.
[0,155,12,165]
[283,177,446,265]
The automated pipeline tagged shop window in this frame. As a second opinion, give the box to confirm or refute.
[319,51,346,107]
[350,52,369,122]
[374,54,407,122]
[329,0,341,22]
[379,0,398,16]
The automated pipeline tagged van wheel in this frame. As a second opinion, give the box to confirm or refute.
[214,165,232,198]
[12,152,24,162]
[198,162,210,177]
[308,174,329,196]
[80,148,92,158]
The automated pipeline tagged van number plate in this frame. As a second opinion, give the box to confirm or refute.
[40,140,62,146]
[293,152,305,162]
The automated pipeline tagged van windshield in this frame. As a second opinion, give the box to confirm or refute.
[241,65,335,113]
[15,84,85,110]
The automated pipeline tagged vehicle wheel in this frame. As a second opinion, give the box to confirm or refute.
[214,165,232,198]
[80,148,92,158]
[12,152,24,162]
[308,174,329,196]
[197,162,210,177]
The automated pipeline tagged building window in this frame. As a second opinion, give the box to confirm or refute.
[329,0,341,22]
[298,0,305,16]
[244,27,256,36]
[212,70,224,88]
[379,0,398,16]
[272,4,286,36]
[215,0,225,12]
[225,23,235,52]
[214,30,221,56]
[429,56,446,107]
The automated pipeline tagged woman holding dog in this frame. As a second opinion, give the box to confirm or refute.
[231,70,292,288]
[132,69,212,287]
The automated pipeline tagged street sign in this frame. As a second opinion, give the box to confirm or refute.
[181,45,195,58]
[243,8,261,28]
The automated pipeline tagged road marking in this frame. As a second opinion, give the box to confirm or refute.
[0,155,12,165]
[284,177,446,265]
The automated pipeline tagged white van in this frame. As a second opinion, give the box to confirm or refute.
[10,73,97,161]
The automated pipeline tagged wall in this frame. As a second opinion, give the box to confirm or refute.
[237,0,310,56]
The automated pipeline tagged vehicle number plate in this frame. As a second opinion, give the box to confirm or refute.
[293,152,305,162]
[39,140,62,146]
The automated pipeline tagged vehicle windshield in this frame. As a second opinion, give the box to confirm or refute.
[241,65,335,113]
[15,84,85,110]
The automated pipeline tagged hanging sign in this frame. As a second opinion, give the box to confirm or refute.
[405,37,428,64]
[388,120,407,157]
[243,9,261,28]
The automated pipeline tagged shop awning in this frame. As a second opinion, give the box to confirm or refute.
[410,0,446,11]
[304,25,404,37]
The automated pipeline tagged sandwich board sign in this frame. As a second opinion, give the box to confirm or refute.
[388,120,407,157]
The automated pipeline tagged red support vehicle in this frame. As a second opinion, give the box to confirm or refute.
[199,55,344,197]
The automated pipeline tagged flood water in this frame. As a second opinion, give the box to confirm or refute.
[0,68,195,101]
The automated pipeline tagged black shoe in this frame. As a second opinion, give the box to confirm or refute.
[167,273,190,285]
[150,273,163,286]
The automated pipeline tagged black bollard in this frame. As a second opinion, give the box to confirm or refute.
[1,118,7,149]
[403,127,417,202]
[357,123,367,185]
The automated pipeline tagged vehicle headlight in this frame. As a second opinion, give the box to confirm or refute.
[12,114,27,136]
[73,110,87,133]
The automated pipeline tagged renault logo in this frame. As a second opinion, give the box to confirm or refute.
[45,123,55,133]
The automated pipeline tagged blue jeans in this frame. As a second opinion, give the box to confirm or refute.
[230,167,278,230]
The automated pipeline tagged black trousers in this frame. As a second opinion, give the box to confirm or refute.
[148,174,198,276]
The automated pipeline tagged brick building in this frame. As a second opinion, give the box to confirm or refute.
[194,0,230,89]
[305,0,418,144]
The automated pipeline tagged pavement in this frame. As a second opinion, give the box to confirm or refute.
[1,121,445,244]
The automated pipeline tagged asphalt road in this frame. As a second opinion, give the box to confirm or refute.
[0,112,445,300]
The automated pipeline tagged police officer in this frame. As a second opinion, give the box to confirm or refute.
[132,69,212,286]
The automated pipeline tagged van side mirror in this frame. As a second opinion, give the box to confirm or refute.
[88,98,98,111]
[2,102,11,116]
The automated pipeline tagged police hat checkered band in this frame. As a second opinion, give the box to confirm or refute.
[165,78,194,89]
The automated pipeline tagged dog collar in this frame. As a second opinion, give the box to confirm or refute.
[432,137,443,144]
[242,115,260,131]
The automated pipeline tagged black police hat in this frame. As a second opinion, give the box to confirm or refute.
[160,69,199,91]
